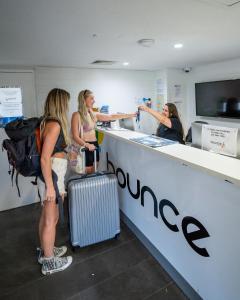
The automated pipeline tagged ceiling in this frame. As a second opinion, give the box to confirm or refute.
[0,0,240,70]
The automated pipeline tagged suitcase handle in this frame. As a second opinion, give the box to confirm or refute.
[67,171,115,185]
[80,147,99,173]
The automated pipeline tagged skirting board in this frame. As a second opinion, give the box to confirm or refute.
[121,212,202,300]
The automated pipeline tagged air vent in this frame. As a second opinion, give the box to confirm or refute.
[217,0,240,5]
[198,0,240,6]
[91,60,117,65]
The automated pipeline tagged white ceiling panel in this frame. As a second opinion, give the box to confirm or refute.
[0,0,240,70]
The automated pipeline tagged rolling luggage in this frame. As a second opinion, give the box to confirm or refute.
[67,149,120,248]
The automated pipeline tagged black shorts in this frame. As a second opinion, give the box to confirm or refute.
[85,141,100,167]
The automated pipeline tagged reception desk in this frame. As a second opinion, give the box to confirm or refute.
[97,128,240,300]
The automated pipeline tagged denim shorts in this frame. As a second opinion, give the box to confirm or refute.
[37,157,68,204]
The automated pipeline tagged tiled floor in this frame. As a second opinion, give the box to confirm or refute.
[0,203,188,300]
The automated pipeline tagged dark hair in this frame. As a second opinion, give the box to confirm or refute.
[165,103,184,137]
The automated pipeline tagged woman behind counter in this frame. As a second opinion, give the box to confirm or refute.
[139,103,185,144]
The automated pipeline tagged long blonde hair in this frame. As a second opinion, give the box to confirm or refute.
[41,88,70,145]
[78,89,95,125]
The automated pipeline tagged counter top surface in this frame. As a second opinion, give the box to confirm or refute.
[97,127,240,186]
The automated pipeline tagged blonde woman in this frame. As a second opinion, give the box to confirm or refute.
[71,89,136,173]
[38,88,72,275]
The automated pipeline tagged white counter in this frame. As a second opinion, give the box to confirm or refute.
[98,127,240,300]
[98,128,240,187]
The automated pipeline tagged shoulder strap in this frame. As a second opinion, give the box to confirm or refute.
[78,112,83,138]
[43,116,61,124]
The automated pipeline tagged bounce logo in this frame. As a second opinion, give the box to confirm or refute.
[107,153,210,258]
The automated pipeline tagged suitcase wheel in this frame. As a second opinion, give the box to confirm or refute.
[114,233,120,240]
[71,245,77,252]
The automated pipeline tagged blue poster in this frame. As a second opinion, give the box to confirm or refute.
[0,88,23,128]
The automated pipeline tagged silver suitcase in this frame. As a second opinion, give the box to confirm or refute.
[67,149,120,248]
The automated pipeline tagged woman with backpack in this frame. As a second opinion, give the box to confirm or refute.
[37,88,72,275]
[71,89,136,173]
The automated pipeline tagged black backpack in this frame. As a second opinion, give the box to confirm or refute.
[2,117,42,196]
[2,117,64,222]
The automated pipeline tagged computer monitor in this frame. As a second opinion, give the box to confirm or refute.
[119,118,135,131]
[191,122,203,148]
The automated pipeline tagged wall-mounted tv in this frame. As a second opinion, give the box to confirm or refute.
[195,79,240,119]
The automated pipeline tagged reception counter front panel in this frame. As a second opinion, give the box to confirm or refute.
[98,128,240,300]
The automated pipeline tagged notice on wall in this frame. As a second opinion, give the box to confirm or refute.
[174,84,182,99]
[156,79,165,112]
[202,125,238,157]
[0,87,23,118]
[156,79,165,95]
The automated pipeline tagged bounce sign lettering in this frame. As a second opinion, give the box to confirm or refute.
[107,153,210,258]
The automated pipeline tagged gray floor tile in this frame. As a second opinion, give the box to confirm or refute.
[70,257,172,300]
[0,203,188,300]
[144,282,189,300]
[2,238,150,300]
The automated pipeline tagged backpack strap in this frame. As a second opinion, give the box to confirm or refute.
[2,144,12,175]
[15,171,21,197]
[11,167,15,187]
[8,164,11,175]
[35,128,42,154]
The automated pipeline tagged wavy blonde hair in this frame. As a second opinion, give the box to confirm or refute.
[78,89,95,125]
[41,88,70,145]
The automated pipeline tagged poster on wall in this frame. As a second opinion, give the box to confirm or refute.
[174,84,182,99]
[202,125,238,157]
[156,79,165,112]
[0,87,23,127]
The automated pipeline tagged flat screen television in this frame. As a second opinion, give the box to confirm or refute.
[195,79,240,119]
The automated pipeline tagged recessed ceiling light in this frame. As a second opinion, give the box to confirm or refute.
[174,43,183,49]
[123,62,129,66]
[137,39,155,47]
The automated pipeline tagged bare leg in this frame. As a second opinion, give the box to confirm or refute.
[39,208,45,247]
[39,201,59,257]
[85,161,99,174]
[86,166,94,174]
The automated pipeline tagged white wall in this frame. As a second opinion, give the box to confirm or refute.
[0,66,156,211]
[153,69,189,134]
[0,70,37,117]
[3,60,240,211]
[165,69,188,133]
[35,67,155,117]
[0,70,38,211]
[163,59,240,133]
[187,58,240,129]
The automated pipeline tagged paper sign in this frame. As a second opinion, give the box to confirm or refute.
[0,88,23,118]
[202,125,238,157]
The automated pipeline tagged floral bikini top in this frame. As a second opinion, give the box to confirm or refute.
[82,111,96,134]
